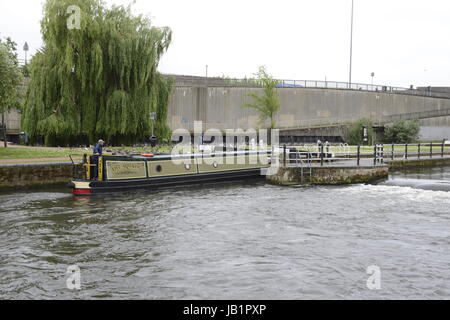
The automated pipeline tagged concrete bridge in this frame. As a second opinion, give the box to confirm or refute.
[2,76,450,143]
[167,75,450,142]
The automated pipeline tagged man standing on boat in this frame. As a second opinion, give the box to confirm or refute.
[92,139,105,179]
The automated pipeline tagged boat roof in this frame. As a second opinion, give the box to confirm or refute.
[103,150,271,162]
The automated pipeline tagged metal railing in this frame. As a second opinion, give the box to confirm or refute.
[386,141,450,160]
[278,143,375,168]
[173,74,450,99]
[279,141,450,169]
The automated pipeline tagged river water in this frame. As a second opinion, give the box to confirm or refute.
[1,167,450,300]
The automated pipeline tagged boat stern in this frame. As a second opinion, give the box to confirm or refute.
[72,180,93,196]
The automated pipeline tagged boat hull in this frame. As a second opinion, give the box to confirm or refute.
[72,168,264,195]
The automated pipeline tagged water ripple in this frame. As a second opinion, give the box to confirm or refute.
[0,169,450,299]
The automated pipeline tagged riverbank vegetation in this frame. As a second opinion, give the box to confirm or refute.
[383,119,420,144]
[346,118,374,145]
[243,66,281,129]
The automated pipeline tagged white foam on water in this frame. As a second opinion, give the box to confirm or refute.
[338,183,450,205]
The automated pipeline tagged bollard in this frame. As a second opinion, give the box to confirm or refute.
[83,154,88,179]
[391,144,395,160]
[442,139,446,158]
[283,144,287,167]
[373,145,377,165]
[405,144,408,159]
[418,143,421,159]
[320,144,324,167]
[357,145,361,166]
[430,142,433,158]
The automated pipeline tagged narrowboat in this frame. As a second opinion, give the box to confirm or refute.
[71,150,271,195]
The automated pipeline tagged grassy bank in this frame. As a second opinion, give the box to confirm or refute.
[0,147,87,160]
[0,145,172,160]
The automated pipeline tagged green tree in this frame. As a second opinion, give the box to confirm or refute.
[384,119,420,144]
[23,0,172,146]
[346,118,374,145]
[0,38,23,147]
[244,66,281,129]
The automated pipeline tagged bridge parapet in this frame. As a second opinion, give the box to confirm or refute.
[167,74,450,99]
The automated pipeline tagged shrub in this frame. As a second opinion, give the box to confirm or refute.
[346,118,374,145]
[384,119,420,144]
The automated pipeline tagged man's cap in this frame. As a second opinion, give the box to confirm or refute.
[98,139,105,143]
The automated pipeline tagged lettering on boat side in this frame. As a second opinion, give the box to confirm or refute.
[183,304,267,318]
[106,161,147,180]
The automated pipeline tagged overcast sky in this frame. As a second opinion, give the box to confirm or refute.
[1,0,450,87]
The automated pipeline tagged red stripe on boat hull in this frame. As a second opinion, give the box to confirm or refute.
[73,188,92,196]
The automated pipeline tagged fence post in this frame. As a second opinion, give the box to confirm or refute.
[430,142,433,158]
[283,144,287,167]
[381,144,384,164]
[391,144,395,160]
[418,143,421,159]
[373,145,377,165]
[442,139,446,158]
[320,144,324,167]
[357,145,361,166]
[405,144,408,159]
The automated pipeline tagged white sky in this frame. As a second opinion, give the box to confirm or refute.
[1,0,450,87]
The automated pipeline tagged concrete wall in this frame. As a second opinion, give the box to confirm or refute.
[168,87,450,135]
[387,156,450,169]
[3,109,21,134]
[0,163,83,189]
[419,115,450,140]
[266,165,389,186]
[2,77,29,134]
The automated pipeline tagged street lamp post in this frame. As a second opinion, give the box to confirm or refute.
[1,113,6,148]
[23,42,29,65]
[371,72,375,89]
[349,0,354,88]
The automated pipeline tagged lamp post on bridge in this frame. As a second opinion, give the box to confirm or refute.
[371,72,375,89]
[23,42,29,65]
[349,0,354,89]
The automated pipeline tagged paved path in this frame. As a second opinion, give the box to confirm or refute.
[0,157,81,164]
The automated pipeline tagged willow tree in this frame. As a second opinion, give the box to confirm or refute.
[23,0,172,146]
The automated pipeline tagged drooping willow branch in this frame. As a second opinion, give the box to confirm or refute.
[23,0,173,146]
